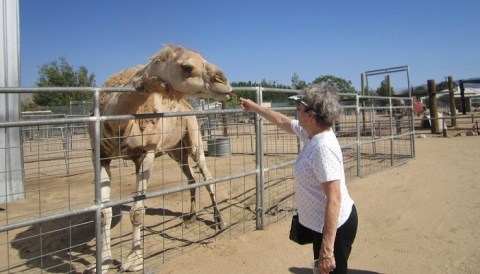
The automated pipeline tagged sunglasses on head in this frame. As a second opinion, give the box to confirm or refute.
[296,100,316,114]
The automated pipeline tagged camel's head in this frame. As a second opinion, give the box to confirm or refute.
[131,45,232,101]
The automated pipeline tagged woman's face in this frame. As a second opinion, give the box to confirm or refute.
[296,101,313,128]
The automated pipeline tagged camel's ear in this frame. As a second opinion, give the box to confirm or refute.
[130,74,145,90]
[131,74,162,92]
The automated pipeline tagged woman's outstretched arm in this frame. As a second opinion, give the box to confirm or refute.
[239,98,294,134]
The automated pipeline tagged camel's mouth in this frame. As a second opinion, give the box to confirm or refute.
[213,91,233,100]
[197,90,233,100]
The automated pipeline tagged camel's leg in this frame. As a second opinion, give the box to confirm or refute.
[184,117,226,229]
[168,148,198,227]
[121,151,154,272]
[100,164,113,273]
[192,147,226,229]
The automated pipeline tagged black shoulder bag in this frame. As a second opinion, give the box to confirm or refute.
[289,214,314,245]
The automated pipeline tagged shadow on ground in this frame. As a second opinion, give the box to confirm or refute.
[289,267,380,274]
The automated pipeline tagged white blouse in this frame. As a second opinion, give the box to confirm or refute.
[291,120,354,233]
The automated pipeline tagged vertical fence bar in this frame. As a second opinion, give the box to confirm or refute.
[389,97,394,166]
[255,87,265,229]
[409,98,416,158]
[93,88,103,274]
[361,74,366,133]
[355,94,361,177]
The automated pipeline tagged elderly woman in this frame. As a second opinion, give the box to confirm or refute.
[240,83,358,274]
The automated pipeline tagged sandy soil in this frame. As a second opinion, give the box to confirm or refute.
[157,134,480,274]
[3,132,479,273]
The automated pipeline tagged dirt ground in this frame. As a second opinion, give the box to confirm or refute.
[157,134,480,274]
[2,131,479,273]
[2,134,298,273]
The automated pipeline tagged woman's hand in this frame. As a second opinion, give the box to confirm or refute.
[318,256,336,273]
[239,97,294,134]
[239,98,259,113]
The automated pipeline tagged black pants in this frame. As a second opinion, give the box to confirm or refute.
[313,204,358,274]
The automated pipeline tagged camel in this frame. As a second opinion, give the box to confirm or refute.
[87,45,231,273]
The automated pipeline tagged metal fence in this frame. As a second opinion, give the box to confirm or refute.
[0,86,415,273]
[414,112,480,134]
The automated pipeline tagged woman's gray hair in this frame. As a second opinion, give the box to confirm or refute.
[301,83,342,127]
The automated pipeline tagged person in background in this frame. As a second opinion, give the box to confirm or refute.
[239,83,358,274]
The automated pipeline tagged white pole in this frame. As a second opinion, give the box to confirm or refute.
[0,0,25,202]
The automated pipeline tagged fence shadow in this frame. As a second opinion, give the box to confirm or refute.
[10,206,122,273]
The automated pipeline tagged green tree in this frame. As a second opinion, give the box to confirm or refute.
[230,81,259,102]
[363,86,377,96]
[312,75,357,93]
[21,100,39,112]
[259,79,293,103]
[230,79,295,104]
[435,80,457,93]
[291,73,307,90]
[435,81,448,92]
[33,57,95,106]
[409,85,428,98]
[376,78,393,97]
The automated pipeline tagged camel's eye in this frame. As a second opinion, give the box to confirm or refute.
[214,74,225,84]
[181,64,194,76]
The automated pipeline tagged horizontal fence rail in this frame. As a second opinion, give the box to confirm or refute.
[0,86,415,273]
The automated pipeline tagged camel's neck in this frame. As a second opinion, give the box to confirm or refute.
[140,78,185,101]
[103,89,189,116]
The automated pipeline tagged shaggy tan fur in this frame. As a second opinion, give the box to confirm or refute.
[100,66,191,131]
[88,45,230,273]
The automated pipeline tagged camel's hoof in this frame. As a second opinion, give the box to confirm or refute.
[84,258,112,274]
[184,213,197,228]
[120,250,144,272]
[216,217,227,230]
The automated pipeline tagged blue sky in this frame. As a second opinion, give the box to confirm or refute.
[19,0,480,92]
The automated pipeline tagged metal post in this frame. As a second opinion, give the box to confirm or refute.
[388,97,394,166]
[93,89,103,274]
[386,75,391,97]
[361,73,366,133]
[370,101,377,155]
[255,87,265,229]
[409,98,416,158]
[406,66,411,98]
[221,100,228,137]
[355,94,361,177]
[0,0,25,203]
